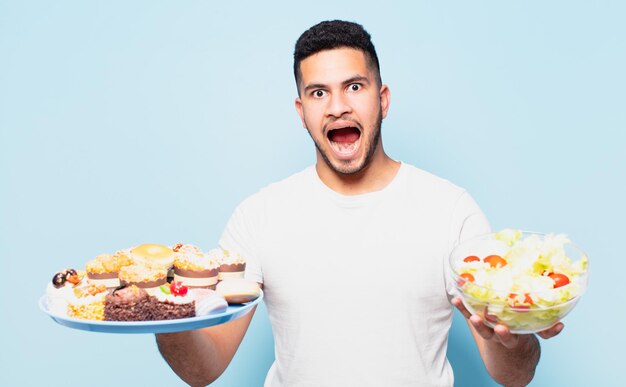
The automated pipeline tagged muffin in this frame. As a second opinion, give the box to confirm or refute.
[173,244,220,289]
[118,264,168,293]
[85,251,133,288]
[210,249,246,280]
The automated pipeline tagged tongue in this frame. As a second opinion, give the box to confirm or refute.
[329,128,360,143]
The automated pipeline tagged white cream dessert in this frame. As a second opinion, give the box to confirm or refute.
[154,286,195,305]
[46,283,74,316]
[189,288,229,315]
[46,269,85,316]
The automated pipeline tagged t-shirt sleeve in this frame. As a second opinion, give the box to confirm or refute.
[218,198,264,284]
[444,191,491,296]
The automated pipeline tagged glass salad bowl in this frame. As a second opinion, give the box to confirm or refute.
[449,230,589,334]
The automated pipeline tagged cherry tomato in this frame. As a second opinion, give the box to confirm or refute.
[483,255,507,268]
[508,293,533,310]
[457,272,475,286]
[548,273,570,288]
[170,281,188,297]
[463,255,481,263]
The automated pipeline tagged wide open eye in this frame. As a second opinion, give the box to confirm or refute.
[347,83,361,92]
[312,90,326,98]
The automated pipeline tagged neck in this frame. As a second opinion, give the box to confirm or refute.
[315,144,400,195]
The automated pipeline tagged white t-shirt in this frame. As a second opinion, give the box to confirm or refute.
[219,162,490,387]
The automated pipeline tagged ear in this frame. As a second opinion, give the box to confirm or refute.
[380,84,391,119]
[295,97,307,128]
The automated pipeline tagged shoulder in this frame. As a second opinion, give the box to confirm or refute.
[397,162,487,222]
[399,162,467,200]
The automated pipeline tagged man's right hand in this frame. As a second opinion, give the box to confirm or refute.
[155,306,257,386]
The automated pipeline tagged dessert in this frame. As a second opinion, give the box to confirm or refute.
[46,268,85,315]
[190,288,229,316]
[104,283,198,321]
[104,285,154,321]
[130,243,175,270]
[67,283,108,320]
[173,244,220,289]
[216,279,261,304]
[119,264,168,292]
[43,243,258,324]
[210,249,246,280]
[85,251,133,288]
[151,281,196,320]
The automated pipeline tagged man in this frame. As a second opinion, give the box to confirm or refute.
[156,20,563,386]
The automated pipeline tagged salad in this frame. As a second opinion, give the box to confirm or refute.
[451,229,588,333]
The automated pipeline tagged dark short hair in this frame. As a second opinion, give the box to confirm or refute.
[293,20,381,92]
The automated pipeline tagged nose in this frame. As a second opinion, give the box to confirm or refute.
[325,91,352,118]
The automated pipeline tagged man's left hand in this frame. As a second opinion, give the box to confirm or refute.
[451,296,564,348]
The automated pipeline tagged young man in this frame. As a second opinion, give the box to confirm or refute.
[156,20,563,386]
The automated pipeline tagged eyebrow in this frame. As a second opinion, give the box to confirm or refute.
[303,75,371,94]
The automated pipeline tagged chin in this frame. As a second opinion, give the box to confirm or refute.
[328,157,368,175]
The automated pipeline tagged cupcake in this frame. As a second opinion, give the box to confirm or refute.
[85,251,133,288]
[210,249,246,280]
[173,245,220,289]
[118,264,168,293]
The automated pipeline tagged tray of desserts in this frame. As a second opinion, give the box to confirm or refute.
[39,290,262,334]
[40,243,262,334]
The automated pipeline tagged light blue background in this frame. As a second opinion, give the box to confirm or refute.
[1,1,624,386]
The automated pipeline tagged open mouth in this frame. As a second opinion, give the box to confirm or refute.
[327,127,361,157]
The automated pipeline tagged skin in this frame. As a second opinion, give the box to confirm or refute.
[156,46,562,386]
[295,48,399,195]
[452,298,563,386]
[156,306,257,386]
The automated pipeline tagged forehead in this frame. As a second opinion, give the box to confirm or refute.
[299,47,372,86]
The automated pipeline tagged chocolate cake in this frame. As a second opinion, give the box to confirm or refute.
[104,285,196,321]
[104,285,154,321]
[149,299,195,320]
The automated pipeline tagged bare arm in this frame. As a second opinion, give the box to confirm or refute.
[155,306,256,386]
[452,297,563,387]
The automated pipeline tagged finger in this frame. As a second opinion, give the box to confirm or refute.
[451,297,473,320]
[537,322,564,339]
[470,315,494,340]
[493,324,519,349]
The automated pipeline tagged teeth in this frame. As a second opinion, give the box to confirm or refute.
[330,141,357,155]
